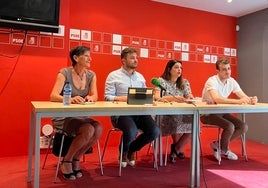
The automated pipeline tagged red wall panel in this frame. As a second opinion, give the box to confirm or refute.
[0,0,237,156]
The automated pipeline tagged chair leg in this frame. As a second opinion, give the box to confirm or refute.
[158,130,163,167]
[217,128,222,165]
[97,139,104,175]
[203,124,247,164]
[101,129,123,176]
[164,136,168,166]
[152,139,158,171]
[119,136,123,177]
[42,135,54,169]
[241,133,248,161]
[54,134,65,183]
[241,113,248,161]
[132,139,157,170]
[101,129,113,162]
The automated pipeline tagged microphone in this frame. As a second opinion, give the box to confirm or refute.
[151,78,166,91]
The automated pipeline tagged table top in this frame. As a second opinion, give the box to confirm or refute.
[195,102,268,113]
[31,101,268,116]
[31,101,196,116]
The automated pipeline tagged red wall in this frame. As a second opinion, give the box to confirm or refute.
[0,0,237,157]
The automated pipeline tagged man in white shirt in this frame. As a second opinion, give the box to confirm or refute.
[201,59,258,161]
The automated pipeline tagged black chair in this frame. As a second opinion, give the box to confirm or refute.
[101,127,158,177]
[42,129,103,182]
[202,123,247,165]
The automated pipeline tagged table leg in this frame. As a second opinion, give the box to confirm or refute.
[195,110,200,186]
[190,110,197,187]
[27,111,35,182]
[34,114,41,188]
[155,116,163,166]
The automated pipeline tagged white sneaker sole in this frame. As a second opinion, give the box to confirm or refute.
[127,160,135,167]
[121,161,127,168]
[210,142,221,162]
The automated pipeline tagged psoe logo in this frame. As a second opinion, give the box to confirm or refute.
[12,38,24,44]
[69,29,81,40]
[70,34,80,38]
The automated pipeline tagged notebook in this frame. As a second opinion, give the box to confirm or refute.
[127,87,154,105]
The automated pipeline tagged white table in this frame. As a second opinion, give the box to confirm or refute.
[192,102,268,187]
[28,101,268,188]
[27,101,196,188]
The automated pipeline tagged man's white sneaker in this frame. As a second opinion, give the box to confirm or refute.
[127,151,135,167]
[127,160,135,167]
[121,161,127,168]
[119,155,128,168]
[222,150,238,160]
[210,141,221,162]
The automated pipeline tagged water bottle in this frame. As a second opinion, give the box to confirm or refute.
[63,81,72,105]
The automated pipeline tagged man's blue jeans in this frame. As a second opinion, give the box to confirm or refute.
[111,115,160,156]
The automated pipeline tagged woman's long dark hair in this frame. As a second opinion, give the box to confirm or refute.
[160,59,185,90]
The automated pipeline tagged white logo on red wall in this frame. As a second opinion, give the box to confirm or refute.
[12,33,25,45]
[70,29,80,40]
[26,35,38,46]
[174,42,181,51]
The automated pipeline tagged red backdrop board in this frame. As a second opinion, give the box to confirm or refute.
[0,0,237,156]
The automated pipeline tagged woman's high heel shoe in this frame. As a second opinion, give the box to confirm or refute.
[169,144,176,163]
[172,144,185,159]
[73,169,83,178]
[176,152,185,159]
[61,161,76,180]
[169,144,185,163]
[73,159,83,178]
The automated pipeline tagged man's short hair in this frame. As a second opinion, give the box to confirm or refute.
[216,59,230,70]
[121,47,137,59]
